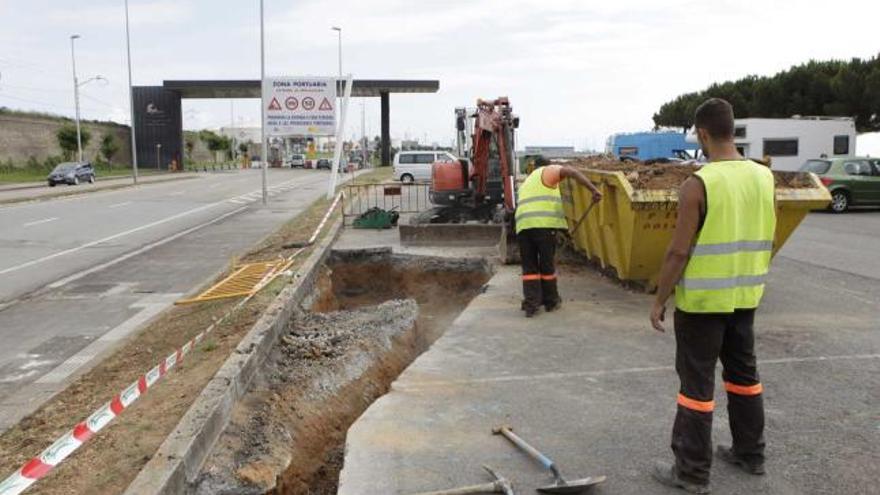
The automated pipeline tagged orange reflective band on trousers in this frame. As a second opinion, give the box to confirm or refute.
[522,274,542,281]
[677,393,715,413]
[724,381,763,396]
[541,273,557,281]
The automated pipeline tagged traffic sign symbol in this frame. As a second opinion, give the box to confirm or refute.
[268,97,282,111]
[284,97,299,110]
[319,97,333,111]
[302,97,316,111]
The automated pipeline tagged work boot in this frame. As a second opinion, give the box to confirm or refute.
[716,445,765,475]
[544,300,561,312]
[651,461,711,494]
[524,307,538,318]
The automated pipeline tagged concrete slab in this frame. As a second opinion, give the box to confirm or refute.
[339,248,880,494]
[336,224,499,260]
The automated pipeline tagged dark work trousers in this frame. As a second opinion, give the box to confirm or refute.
[518,228,560,312]
[672,308,765,485]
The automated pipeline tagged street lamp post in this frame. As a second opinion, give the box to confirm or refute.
[331,26,342,78]
[259,0,267,205]
[331,26,342,172]
[124,0,139,184]
[70,35,83,162]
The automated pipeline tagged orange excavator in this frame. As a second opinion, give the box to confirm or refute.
[429,97,519,223]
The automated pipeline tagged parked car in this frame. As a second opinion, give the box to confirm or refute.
[801,157,880,212]
[47,161,95,187]
[316,158,332,170]
[284,153,305,168]
[393,151,457,183]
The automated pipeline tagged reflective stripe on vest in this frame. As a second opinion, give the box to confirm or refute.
[675,161,776,314]
[515,167,567,233]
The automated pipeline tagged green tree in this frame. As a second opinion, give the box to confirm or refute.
[100,133,120,167]
[653,54,880,132]
[185,136,196,163]
[56,125,91,160]
[198,130,231,163]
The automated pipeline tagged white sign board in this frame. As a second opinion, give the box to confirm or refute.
[262,77,336,136]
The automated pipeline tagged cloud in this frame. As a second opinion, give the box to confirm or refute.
[48,1,193,28]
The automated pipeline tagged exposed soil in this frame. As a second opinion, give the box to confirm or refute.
[193,251,492,495]
[569,157,817,190]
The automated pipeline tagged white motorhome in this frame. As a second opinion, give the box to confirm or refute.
[732,117,856,171]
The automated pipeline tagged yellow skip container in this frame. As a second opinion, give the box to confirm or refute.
[559,168,831,291]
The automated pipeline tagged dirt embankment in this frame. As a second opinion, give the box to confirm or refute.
[568,157,817,190]
[193,252,493,495]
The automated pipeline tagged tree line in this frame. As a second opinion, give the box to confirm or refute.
[653,54,880,133]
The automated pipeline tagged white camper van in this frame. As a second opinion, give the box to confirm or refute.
[732,117,856,171]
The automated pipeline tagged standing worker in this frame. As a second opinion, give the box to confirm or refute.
[649,98,775,493]
[515,157,602,317]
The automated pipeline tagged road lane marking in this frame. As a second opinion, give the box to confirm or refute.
[0,200,229,276]
[22,217,58,227]
[108,201,132,208]
[35,295,180,384]
[46,205,250,290]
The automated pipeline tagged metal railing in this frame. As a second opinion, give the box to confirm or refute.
[342,182,432,225]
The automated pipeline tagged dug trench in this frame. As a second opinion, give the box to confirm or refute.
[192,249,493,495]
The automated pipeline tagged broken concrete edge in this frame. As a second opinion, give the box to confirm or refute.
[123,218,344,495]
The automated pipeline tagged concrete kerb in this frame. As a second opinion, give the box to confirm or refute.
[123,219,344,495]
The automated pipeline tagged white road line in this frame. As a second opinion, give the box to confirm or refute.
[35,295,180,384]
[46,204,250,290]
[0,199,230,276]
[22,217,58,227]
[108,201,132,209]
[395,353,880,390]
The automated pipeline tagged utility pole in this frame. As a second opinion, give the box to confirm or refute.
[361,101,367,168]
[124,0,138,184]
[331,26,342,168]
[70,35,83,162]
[260,0,267,204]
[230,100,235,166]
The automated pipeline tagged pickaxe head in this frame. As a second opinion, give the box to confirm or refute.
[483,465,514,495]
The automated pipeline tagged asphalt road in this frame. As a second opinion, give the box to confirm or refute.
[0,168,352,429]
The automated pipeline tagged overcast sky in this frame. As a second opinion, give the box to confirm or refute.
[1,0,879,153]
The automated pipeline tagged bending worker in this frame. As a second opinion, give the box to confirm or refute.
[650,98,775,493]
[515,157,602,317]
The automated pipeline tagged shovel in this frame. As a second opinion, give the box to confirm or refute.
[492,425,605,494]
[567,197,599,238]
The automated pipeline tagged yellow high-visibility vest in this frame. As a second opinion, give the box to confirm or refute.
[675,160,776,313]
[515,167,568,233]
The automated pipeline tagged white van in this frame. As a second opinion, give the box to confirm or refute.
[393,151,457,183]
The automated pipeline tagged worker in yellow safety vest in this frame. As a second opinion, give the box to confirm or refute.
[516,157,602,317]
[650,98,776,494]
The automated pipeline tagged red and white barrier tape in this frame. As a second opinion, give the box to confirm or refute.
[0,192,343,495]
[308,192,343,245]
[0,328,208,495]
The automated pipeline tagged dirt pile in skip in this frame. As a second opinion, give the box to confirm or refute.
[568,157,817,190]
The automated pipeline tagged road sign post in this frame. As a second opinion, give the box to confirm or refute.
[328,74,353,198]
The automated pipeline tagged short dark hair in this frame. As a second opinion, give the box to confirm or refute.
[694,98,735,139]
